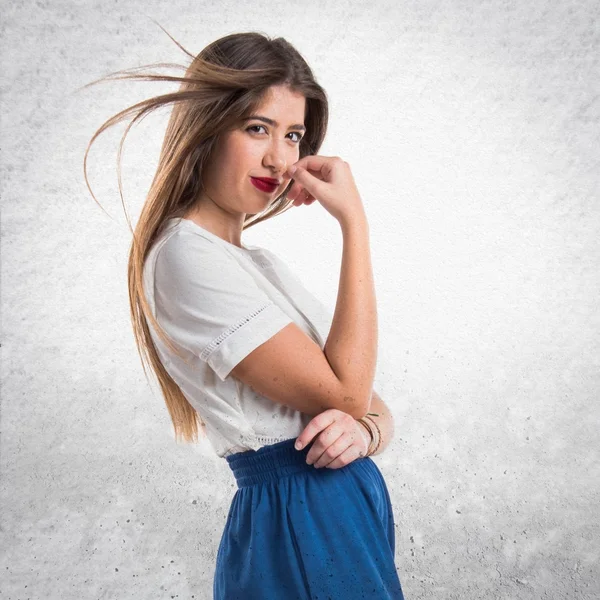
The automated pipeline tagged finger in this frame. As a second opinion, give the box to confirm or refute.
[320,425,367,469]
[286,181,301,201]
[304,412,355,464]
[286,180,307,202]
[301,189,313,205]
[325,442,365,470]
[306,425,346,466]
[287,164,326,199]
[293,155,337,180]
[312,430,354,468]
[291,189,312,207]
[295,408,341,451]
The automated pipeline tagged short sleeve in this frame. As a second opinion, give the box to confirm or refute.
[153,231,294,381]
[261,248,334,322]
[259,248,334,346]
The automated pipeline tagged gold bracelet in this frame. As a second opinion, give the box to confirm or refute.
[357,417,376,456]
[363,415,382,455]
[362,414,382,455]
[363,416,380,456]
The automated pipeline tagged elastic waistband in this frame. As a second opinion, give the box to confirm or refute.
[225,437,325,488]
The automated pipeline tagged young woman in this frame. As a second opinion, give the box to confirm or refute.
[85,30,405,599]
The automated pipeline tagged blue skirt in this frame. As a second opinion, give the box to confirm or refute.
[213,437,405,599]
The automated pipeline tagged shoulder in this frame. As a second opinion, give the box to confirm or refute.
[153,226,263,300]
[155,226,229,275]
[160,224,217,254]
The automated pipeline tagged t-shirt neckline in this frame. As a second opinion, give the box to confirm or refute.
[169,217,260,253]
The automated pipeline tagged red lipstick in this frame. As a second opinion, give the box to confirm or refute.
[251,177,279,193]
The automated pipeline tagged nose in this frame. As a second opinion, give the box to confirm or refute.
[262,141,288,175]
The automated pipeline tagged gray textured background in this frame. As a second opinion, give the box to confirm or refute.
[2,1,599,599]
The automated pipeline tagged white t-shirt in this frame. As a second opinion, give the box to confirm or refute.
[143,217,333,458]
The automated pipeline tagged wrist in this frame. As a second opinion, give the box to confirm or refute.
[339,212,369,236]
[356,418,374,456]
[360,415,382,456]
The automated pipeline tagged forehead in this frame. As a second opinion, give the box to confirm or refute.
[253,85,306,121]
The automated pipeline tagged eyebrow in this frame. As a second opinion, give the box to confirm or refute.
[243,115,306,132]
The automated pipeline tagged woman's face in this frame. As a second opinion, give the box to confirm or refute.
[202,85,307,215]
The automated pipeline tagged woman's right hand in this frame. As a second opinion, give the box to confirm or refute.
[285,155,366,225]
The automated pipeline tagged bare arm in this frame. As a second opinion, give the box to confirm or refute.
[230,215,377,420]
[230,157,377,421]
[323,216,378,415]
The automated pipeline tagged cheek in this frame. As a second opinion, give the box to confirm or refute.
[232,142,262,171]
[219,134,251,165]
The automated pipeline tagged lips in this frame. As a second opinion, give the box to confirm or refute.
[253,177,280,184]
[251,177,279,193]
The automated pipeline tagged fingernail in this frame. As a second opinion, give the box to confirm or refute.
[288,165,297,175]
[295,440,303,450]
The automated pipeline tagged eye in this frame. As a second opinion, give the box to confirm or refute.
[246,125,304,144]
[246,125,267,135]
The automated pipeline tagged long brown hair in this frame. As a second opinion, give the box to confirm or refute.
[81,28,329,443]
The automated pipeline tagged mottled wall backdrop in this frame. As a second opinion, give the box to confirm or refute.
[1,1,598,599]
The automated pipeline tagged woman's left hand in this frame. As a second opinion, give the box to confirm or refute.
[295,409,370,469]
